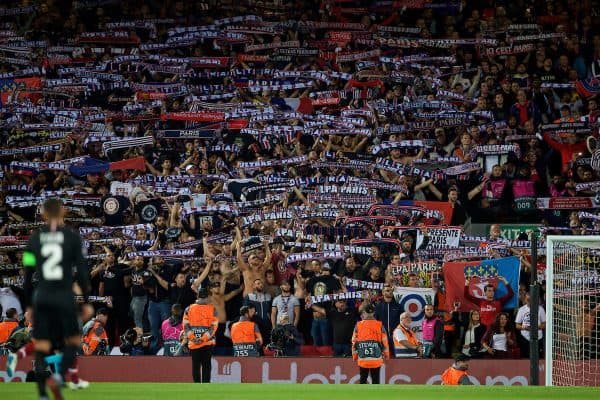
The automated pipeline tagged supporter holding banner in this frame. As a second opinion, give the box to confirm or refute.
[390,260,440,287]
[418,227,461,249]
[442,257,520,313]
[392,200,454,225]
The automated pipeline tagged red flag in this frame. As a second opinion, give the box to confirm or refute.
[226,119,249,130]
[443,260,507,312]
[412,200,454,225]
[1,77,42,104]
[109,156,146,172]
[443,260,492,312]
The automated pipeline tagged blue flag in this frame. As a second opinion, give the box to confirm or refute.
[480,256,521,309]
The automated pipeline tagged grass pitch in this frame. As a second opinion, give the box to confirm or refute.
[2,383,600,400]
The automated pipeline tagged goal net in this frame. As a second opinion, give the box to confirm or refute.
[546,236,600,386]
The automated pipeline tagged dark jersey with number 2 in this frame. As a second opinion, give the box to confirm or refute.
[23,226,91,307]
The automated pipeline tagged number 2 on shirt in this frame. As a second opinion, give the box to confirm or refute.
[41,243,63,280]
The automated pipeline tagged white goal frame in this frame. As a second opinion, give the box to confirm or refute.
[545,235,600,386]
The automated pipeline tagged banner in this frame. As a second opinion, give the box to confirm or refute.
[0,355,544,384]
[391,260,440,287]
[391,261,440,275]
[343,277,385,290]
[392,287,435,339]
[241,209,294,227]
[126,249,196,258]
[405,200,454,225]
[536,197,600,209]
[310,291,363,304]
[419,227,461,249]
[443,256,520,312]
[483,224,540,240]
[0,76,42,103]
[484,43,535,57]
[285,251,345,265]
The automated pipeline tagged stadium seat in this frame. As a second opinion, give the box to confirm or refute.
[315,346,333,357]
[300,345,320,356]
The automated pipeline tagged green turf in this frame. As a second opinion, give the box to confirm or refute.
[2,383,600,400]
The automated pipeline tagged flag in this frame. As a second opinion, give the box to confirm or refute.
[393,286,435,340]
[109,156,146,172]
[8,164,37,177]
[270,97,314,114]
[0,77,42,104]
[480,257,520,308]
[575,77,600,98]
[443,256,520,312]
[69,157,110,177]
[394,200,454,225]
[226,119,249,130]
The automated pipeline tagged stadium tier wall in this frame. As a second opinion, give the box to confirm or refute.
[0,356,553,385]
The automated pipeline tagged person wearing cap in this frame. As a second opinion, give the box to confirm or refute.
[306,261,341,346]
[183,287,219,383]
[81,308,109,356]
[185,164,198,175]
[441,354,473,385]
[351,304,390,384]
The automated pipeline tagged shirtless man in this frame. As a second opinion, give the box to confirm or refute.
[235,227,272,296]
[208,278,244,346]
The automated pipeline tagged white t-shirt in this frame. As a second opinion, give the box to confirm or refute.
[492,333,507,351]
[515,304,546,341]
[271,294,300,325]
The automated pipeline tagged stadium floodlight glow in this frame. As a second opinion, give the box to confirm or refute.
[545,236,600,387]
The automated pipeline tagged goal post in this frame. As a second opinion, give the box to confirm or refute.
[546,235,600,387]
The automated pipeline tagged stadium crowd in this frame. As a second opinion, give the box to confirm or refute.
[0,0,600,363]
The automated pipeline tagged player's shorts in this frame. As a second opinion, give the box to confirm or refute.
[32,291,80,342]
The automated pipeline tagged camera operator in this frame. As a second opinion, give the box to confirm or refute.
[81,308,109,356]
[268,314,302,357]
[119,327,153,356]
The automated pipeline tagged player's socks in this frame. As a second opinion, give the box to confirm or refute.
[34,351,50,398]
[68,357,80,384]
[60,345,78,380]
